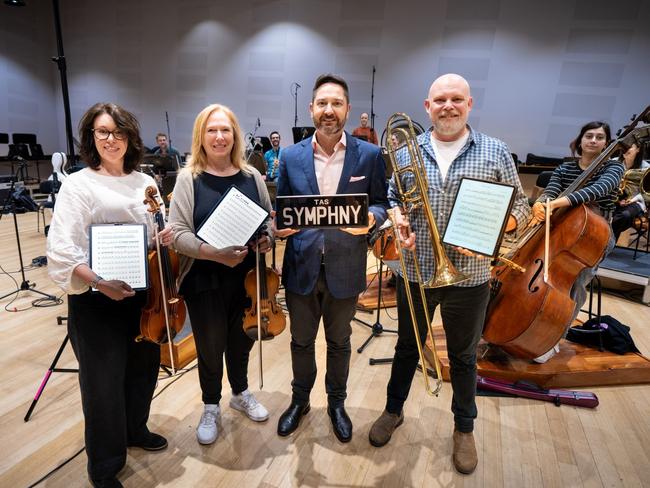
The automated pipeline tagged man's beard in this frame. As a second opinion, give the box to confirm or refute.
[434,115,466,137]
[314,115,345,136]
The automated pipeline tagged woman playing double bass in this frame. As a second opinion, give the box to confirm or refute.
[529,121,624,358]
[47,103,173,488]
[168,104,273,446]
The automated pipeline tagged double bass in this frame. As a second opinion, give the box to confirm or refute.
[483,108,650,359]
[138,186,187,372]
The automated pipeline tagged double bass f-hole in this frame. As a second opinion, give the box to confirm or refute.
[528,258,544,293]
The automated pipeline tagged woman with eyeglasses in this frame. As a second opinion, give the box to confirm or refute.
[527,120,624,362]
[47,102,173,488]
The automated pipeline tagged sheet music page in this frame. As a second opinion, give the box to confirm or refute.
[443,179,515,257]
[89,224,148,289]
[197,186,268,248]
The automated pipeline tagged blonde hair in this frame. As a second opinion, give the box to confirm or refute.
[186,104,251,176]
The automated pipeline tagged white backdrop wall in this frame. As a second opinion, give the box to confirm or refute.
[1,0,649,160]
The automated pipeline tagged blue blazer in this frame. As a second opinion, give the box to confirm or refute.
[277,132,388,299]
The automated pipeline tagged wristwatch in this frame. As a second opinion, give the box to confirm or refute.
[89,275,104,289]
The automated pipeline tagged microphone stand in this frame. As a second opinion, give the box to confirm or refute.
[291,83,300,127]
[0,163,58,303]
[51,0,75,165]
[164,110,180,169]
[354,227,397,354]
[370,65,376,132]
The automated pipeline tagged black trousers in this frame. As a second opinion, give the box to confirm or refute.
[612,202,644,241]
[67,290,160,481]
[386,276,490,433]
[285,266,358,407]
[185,286,254,405]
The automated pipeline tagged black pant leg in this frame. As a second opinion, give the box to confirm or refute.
[124,328,161,442]
[385,275,438,414]
[68,291,147,480]
[286,282,323,405]
[224,287,254,395]
[320,276,357,407]
[438,283,490,433]
[185,291,229,405]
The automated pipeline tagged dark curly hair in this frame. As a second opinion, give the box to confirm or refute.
[78,102,144,173]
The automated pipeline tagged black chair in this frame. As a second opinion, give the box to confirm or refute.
[529,170,554,204]
[36,179,60,233]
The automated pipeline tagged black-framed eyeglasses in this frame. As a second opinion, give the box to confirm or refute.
[92,128,127,141]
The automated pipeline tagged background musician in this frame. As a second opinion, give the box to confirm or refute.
[168,104,273,445]
[368,74,530,475]
[46,102,173,488]
[264,131,282,181]
[612,142,649,241]
[530,121,624,330]
[274,74,388,443]
[352,112,378,145]
[152,132,181,159]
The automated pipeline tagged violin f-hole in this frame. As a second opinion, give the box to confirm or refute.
[528,258,544,292]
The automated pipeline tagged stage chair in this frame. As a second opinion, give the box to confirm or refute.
[529,170,553,204]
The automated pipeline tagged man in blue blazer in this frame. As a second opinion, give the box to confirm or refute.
[274,74,388,442]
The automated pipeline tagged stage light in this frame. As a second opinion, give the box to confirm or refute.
[4,0,26,6]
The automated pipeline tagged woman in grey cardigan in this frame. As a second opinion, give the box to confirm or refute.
[168,104,273,445]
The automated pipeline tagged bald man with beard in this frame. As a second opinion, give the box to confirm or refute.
[368,74,530,474]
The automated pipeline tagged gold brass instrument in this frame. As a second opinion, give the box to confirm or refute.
[385,113,471,396]
[619,167,650,201]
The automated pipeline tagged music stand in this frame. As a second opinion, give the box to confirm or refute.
[292,126,315,144]
[143,154,177,173]
[354,225,397,354]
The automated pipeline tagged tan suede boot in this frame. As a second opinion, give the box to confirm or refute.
[368,410,404,447]
[452,430,478,474]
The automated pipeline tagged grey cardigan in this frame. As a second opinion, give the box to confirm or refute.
[168,166,273,287]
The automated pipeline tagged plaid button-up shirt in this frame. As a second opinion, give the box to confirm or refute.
[388,127,531,287]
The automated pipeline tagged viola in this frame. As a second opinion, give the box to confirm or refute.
[371,226,399,261]
[138,186,187,364]
[243,244,286,341]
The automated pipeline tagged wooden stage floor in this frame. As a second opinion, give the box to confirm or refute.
[1,212,650,487]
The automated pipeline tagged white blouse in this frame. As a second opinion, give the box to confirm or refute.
[46,168,161,294]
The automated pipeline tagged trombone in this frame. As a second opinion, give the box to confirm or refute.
[385,113,471,396]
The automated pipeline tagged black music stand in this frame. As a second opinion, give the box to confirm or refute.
[24,317,78,422]
[354,229,397,354]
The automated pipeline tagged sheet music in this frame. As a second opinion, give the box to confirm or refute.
[443,178,515,257]
[89,224,148,289]
[197,186,268,248]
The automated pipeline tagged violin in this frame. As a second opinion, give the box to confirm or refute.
[243,242,286,341]
[138,186,187,370]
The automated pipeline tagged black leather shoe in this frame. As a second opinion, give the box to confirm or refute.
[90,477,123,488]
[328,405,352,443]
[277,402,310,437]
[128,431,168,451]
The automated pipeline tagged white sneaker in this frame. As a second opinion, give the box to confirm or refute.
[196,404,220,445]
[229,389,269,422]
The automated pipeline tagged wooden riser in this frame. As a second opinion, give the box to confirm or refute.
[427,326,650,388]
[357,270,397,311]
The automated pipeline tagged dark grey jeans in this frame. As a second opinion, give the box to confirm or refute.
[286,266,358,407]
[386,275,490,433]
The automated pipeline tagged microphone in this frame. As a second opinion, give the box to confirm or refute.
[296,83,301,88]
[257,118,261,128]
